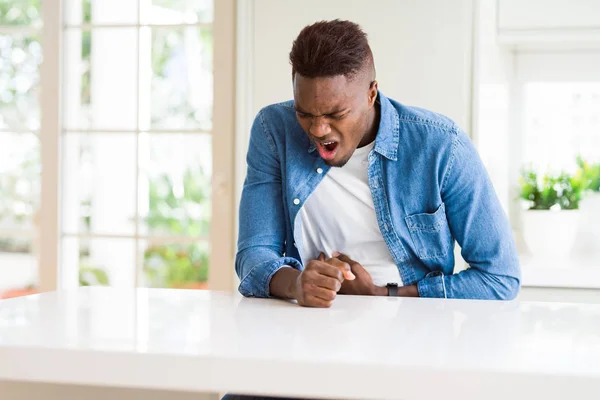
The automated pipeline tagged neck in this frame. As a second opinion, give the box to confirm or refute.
[358,101,380,148]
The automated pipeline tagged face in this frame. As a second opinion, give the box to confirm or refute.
[293,73,378,167]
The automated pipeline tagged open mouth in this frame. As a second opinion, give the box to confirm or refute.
[316,141,339,161]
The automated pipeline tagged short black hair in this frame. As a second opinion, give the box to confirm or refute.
[289,19,373,81]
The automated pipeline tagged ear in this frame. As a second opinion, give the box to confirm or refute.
[368,80,378,107]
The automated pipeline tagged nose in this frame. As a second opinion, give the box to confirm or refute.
[309,116,331,138]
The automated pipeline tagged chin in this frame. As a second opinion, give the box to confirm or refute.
[326,154,351,168]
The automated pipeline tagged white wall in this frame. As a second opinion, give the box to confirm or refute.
[498,0,600,31]
[473,0,515,219]
[248,0,475,130]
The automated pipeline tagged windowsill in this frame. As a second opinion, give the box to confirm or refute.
[520,255,600,290]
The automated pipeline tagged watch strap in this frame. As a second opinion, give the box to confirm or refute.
[386,283,399,296]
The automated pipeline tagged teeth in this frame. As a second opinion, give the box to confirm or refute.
[323,141,334,145]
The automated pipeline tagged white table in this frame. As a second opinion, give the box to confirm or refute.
[1,287,600,400]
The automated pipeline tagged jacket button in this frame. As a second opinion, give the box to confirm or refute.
[293,198,300,205]
[316,168,323,174]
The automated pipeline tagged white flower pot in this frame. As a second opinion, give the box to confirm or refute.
[573,192,600,258]
[522,210,581,259]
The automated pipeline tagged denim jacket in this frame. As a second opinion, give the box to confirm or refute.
[236,92,521,300]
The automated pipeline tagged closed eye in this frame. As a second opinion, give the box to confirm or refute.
[295,110,348,120]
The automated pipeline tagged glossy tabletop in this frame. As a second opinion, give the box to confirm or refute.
[1,287,599,399]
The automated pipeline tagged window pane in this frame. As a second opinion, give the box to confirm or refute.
[0,132,40,231]
[139,134,211,237]
[62,133,137,235]
[141,241,209,288]
[63,28,138,130]
[0,237,36,298]
[64,0,138,26]
[62,237,135,288]
[0,0,41,26]
[524,83,600,172]
[0,33,41,132]
[141,0,213,25]
[140,26,212,131]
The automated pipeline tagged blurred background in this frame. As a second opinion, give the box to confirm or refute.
[0,0,599,303]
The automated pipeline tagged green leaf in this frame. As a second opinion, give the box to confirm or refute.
[518,167,585,210]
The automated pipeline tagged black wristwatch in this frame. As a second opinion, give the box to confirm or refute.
[386,282,399,296]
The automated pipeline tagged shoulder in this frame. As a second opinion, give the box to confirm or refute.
[382,96,474,176]
[255,100,296,130]
[390,99,460,135]
[250,100,308,151]
[384,97,468,152]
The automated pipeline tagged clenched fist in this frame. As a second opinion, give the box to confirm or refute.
[293,253,355,307]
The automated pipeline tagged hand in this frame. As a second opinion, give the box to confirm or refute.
[333,253,386,296]
[293,253,355,308]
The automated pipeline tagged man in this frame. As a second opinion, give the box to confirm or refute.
[235,19,520,309]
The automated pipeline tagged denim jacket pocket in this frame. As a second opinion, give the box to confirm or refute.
[404,203,452,259]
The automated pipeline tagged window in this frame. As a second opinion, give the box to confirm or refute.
[476,0,600,288]
[516,53,600,279]
[478,50,600,288]
[61,0,214,289]
[0,0,235,297]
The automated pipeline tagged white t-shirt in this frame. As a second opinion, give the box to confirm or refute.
[294,141,403,287]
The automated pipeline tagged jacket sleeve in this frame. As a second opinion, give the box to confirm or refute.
[417,129,521,300]
[235,110,303,298]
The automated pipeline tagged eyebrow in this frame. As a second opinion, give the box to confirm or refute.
[294,106,348,117]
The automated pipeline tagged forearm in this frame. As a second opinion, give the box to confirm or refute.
[235,247,303,298]
[417,268,520,300]
[269,266,300,299]
[236,108,304,298]
[400,284,419,297]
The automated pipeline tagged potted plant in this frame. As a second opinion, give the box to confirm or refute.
[573,156,600,258]
[519,169,584,259]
